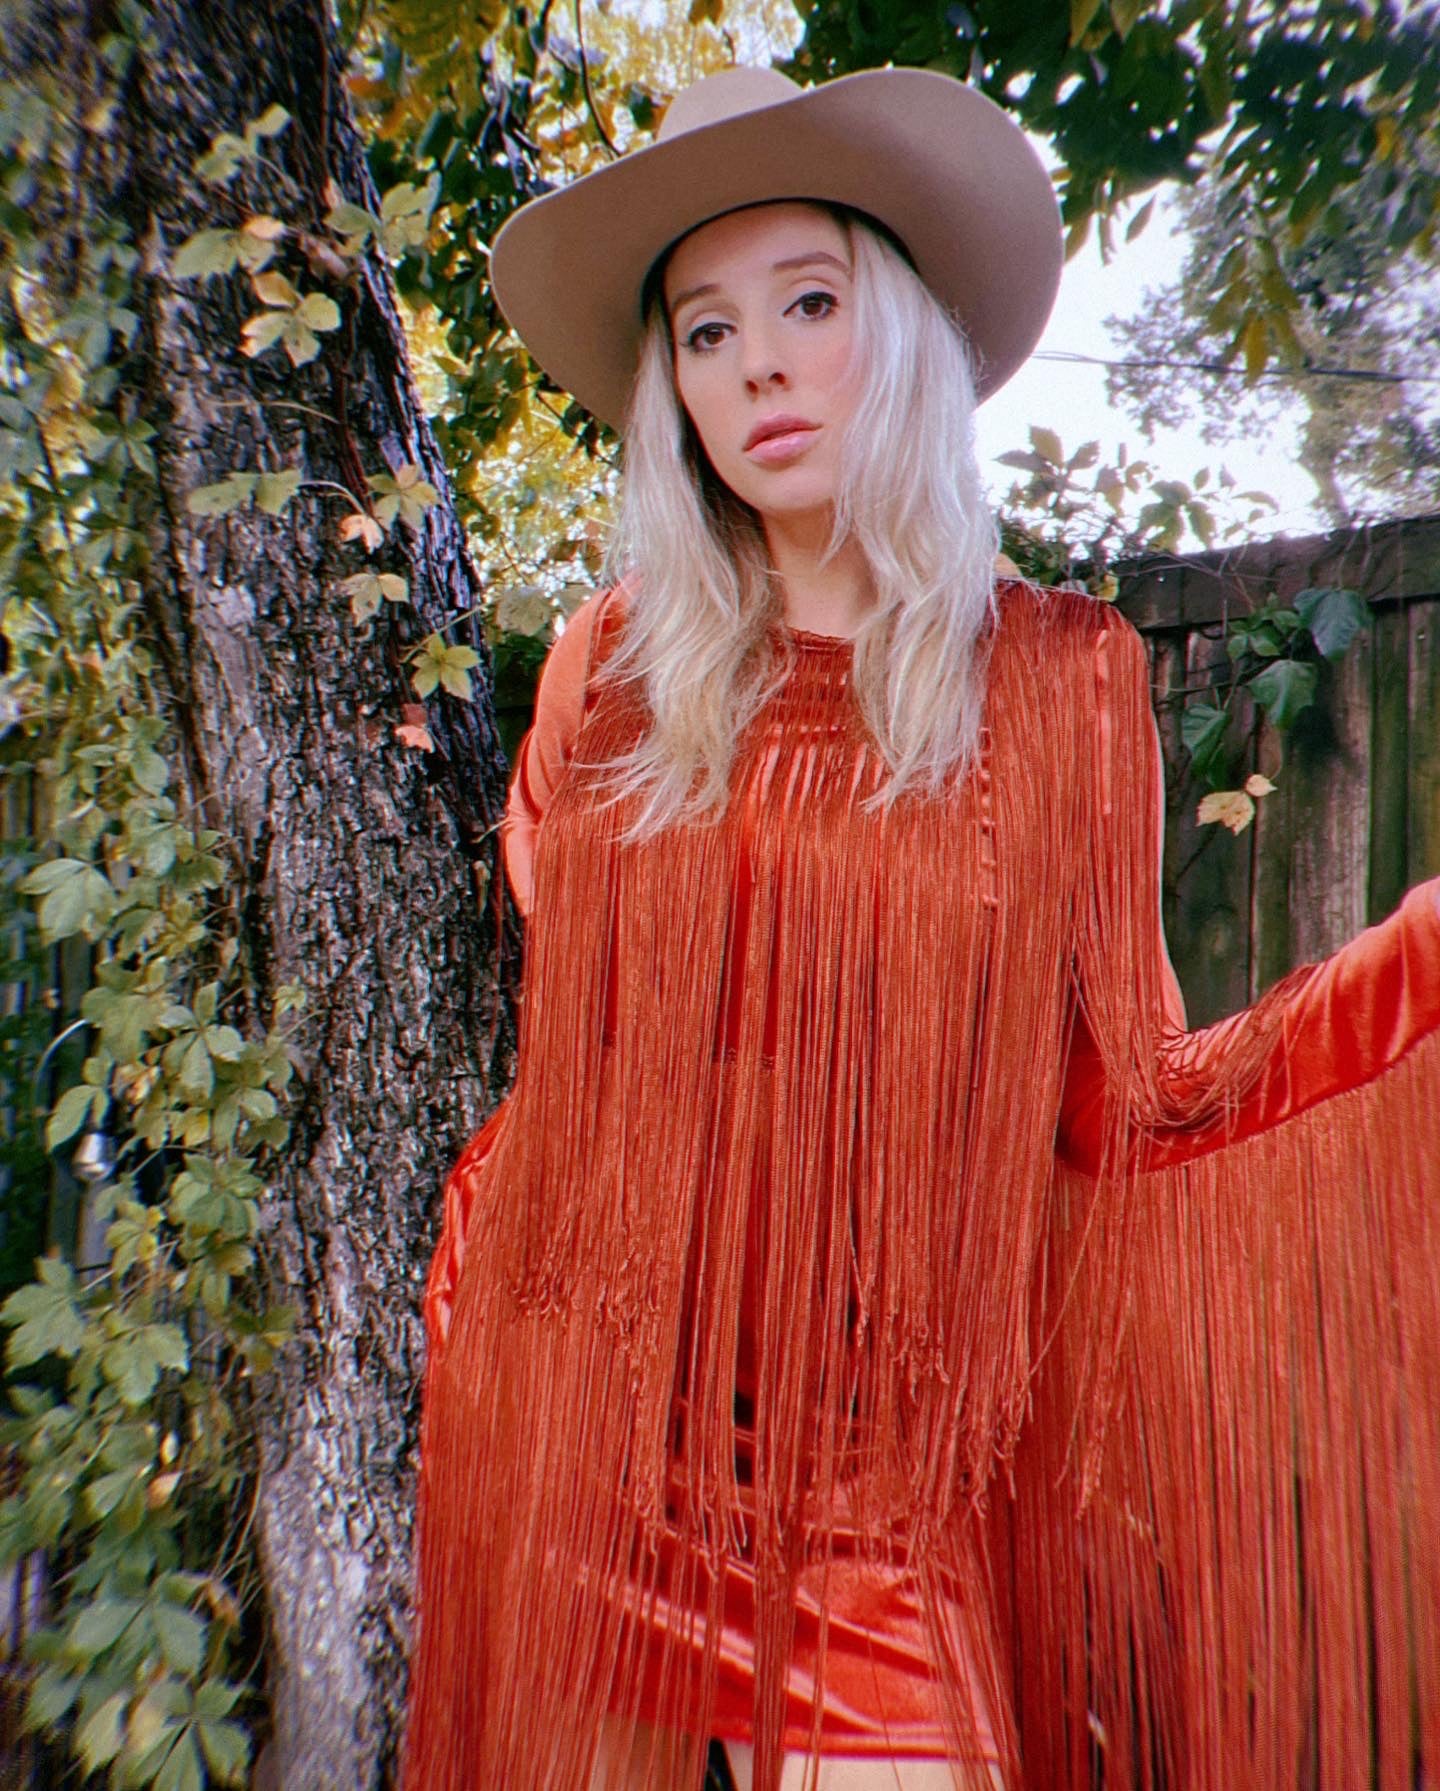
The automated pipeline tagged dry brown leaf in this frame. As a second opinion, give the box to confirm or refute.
[1197,788,1257,834]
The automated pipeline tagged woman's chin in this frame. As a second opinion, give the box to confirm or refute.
[746,488,840,534]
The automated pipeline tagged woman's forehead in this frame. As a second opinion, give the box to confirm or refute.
[662,201,850,306]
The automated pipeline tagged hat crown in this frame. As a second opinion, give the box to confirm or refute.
[657,66,803,142]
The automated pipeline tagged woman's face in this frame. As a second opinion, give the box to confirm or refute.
[662,202,862,529]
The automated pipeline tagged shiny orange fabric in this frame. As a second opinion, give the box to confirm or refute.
[405,580,1440,1791]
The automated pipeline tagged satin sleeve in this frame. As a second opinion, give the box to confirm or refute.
[1056,608,1440,1175]
[500,587,616,918]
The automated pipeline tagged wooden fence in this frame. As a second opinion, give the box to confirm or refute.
[1118,510,1440,1027]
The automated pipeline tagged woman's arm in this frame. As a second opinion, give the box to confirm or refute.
[1056,608,1440,1175]
[425,588,620,1355]
[1021,608,1440,1791]
[499,586,619,917]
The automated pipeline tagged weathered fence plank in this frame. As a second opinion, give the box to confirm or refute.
[1118,511,1440,1023]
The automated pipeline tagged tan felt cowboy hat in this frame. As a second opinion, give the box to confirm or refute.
[489,64,1063,433]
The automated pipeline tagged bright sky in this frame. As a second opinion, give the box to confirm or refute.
[974,187,1324,543]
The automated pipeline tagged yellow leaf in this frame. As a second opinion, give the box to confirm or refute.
[1374,114,1398,160]
[240,312,288,357]
[252,271,299,308]
[339,510,385,551]
[1243,773,1276,798]
[1197,789,1256,835]
[1241,313,1268,382]
[295,292,341,331]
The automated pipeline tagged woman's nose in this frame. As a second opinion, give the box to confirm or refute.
[744,362,788,394]
[741,325,788,393]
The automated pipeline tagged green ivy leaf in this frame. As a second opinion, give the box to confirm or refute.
[178,1033,214,1101]
[24,1665,80,1731]
[155,1728,205,1791]
[1295,585,1370,661]
[85,1466,139,1520]
[1250,658,1318,729]
[67,1595,143,1658]
[186,472,259,516]
[152,1601,206,1676]
[254,468,302,515]
[18,857,113,940]
[46,1081,105,1149]
[75,1689,127,1773]
[203,1023,246,1061]
[1180,701,1230,775]
[103,1321,188,1406]
[2,1265,86,1366]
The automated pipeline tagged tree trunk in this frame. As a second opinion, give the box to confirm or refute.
[39,1,518,1782]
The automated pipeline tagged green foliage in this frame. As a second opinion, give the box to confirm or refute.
[1175,585,1373,795]
[1,34,302,1789]
[1104,170,1440,527]
[789,0,1440,387]
[997,430,1373,823]
[998,422,1277,589]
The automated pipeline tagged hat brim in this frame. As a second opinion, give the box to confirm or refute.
[489,67,1063,433]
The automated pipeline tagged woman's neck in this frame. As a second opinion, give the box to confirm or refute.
[762,511,876,640]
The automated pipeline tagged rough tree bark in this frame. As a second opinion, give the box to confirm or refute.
[28,1,520,1783]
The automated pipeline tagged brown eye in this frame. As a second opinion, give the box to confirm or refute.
[791,290,838,320]
[683,321,728,353]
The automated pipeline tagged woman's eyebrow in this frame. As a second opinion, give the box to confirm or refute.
[668,250,851,318]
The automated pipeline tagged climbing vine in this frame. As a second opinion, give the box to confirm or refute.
[0,17,297,1790]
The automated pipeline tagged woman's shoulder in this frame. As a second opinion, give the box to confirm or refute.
[989,578,1150,729]
[992,574,1139,663]
[534,579,633,711]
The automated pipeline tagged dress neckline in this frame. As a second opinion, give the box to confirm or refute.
[777,624,857,651]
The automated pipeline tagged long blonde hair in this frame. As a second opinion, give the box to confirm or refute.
[591,201,1000,842]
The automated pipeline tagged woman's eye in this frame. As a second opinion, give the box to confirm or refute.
[790,290,838,320]
[683,321,728,353]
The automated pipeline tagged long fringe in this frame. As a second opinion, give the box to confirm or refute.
[401,586,1440,1791]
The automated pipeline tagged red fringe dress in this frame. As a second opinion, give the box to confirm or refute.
[401,579,1440,1791]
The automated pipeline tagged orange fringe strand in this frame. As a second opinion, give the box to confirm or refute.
[402,581,1440,1791]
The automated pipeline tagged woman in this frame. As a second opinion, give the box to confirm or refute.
[401,66,1440,1791]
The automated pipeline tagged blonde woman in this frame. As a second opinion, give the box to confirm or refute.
[401,66,1440,1791]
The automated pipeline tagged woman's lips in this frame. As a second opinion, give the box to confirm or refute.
[744,425,819,466]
